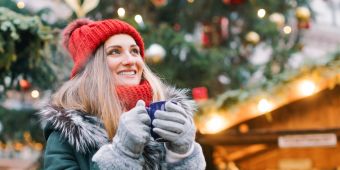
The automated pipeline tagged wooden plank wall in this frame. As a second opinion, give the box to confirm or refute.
[237,144,340,170]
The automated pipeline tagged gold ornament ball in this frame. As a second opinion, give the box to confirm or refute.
[245,31,260,45]
[145,43,166,64]
[148,55,163,64]
[271,62,281,74]
[269,13,285,28]
[295,6,311,21]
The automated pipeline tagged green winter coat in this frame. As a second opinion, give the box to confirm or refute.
[44,129,98,170]
[40,87,206,170]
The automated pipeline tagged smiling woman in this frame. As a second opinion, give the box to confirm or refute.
[104,34,144,86]
[38,18,206,170]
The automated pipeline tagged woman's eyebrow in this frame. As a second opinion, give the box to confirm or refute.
[105,45,122,53]
[106,45,121,49]
[130,44,139,48]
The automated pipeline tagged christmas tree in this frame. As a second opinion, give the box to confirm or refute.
[85,0,312,97]
[0,0,313,97]
[0,0,314,142]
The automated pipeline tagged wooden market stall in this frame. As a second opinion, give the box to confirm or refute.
[198,85,340,170]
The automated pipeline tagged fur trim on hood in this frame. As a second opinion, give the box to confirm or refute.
[38,86,197,154]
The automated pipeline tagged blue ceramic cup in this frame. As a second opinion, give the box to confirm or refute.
[146,101,168,142]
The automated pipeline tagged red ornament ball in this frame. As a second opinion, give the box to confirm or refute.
[151,0,168,7]
[192,87,208,102]
[19,79,31,90]
[223,0,245,5]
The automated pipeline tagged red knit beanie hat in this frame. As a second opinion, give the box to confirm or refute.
[62,18,145,78]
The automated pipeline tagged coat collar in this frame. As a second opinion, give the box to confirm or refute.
[38,86,197,153]
[39,107,108,153]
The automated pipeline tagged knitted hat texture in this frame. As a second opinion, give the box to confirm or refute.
[62,18,145,77]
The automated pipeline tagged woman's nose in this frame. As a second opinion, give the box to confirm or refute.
[121,51,135,65]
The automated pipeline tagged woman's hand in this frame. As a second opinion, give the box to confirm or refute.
[152,101,196,154]
[112,100,151,158]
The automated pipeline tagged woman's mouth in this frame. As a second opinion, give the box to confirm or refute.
[118,70,136,75]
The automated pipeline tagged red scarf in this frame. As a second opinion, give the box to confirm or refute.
[116,80,153,110]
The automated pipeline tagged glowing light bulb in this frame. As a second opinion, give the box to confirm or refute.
[298,80,316,97]
[187,0,194,3]
[134,14,143,24]
[31,90,40,98]
[205,114,227,134]
[17,1,25,9]
[257,99,273,113]
[257,9,266,18]
[117,8,125,18]
[283,26,292,34]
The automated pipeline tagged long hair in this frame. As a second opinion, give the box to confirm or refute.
[52,45,166,139]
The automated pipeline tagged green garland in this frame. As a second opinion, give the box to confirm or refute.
[214,51,340,110]
[0,7,57,98]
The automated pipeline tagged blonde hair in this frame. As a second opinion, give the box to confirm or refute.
[52,45,166,139]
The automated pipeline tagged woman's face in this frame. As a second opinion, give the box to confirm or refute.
[104,34,143,86]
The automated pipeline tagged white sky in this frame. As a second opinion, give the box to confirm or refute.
[311,0,340,27]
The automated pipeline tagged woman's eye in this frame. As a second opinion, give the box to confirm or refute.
[108,49,120,55]
[131,48,140,55]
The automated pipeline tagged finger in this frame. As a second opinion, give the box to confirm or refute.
[139,128,151,142]
[153,128,177,141]
[139,113,151,125]
[154,110,186,124]
[128,105,147,114]
[129,124,150,142]
[141,124,151,133]
[152,119,183,134]
[136,100,146,107]
[134,106,148,114]
[165,101,187,117]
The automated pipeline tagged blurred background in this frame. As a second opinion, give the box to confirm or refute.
[0,0,340,169]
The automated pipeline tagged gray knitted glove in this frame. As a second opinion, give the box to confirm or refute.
[112,100,151,158]
[152,101,196,154]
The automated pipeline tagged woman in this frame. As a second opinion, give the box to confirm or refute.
[39,18,206,169]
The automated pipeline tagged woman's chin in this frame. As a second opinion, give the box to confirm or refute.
[116,79,141,86]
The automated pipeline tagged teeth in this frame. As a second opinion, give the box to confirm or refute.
[119,71,135,75]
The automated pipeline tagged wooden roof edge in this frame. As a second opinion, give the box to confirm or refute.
[197,74,340,134]
[198,127,340,145]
